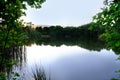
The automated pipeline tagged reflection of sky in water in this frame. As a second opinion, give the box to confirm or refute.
[25,44,120,80]
[26,44,88,65]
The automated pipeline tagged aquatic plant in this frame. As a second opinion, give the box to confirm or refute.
[32,65,50,80]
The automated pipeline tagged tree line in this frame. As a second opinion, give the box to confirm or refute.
[28,23,104,40]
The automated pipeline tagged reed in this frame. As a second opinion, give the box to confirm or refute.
[32,65,50,80]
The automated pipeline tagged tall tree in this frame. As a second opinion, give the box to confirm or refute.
[91,0,120,53]
[0,0,46,48]
[0,0,45,79]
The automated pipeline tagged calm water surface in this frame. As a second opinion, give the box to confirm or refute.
[17,44,120,80]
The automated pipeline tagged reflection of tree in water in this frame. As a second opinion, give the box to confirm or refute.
[34,37,105,51]
[11,46,26,68]
[0,46,26,79]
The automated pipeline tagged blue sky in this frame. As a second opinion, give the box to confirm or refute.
[21,0,104,26]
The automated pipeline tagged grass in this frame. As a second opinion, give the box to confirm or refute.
[32,65,51,80]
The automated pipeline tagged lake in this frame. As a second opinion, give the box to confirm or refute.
[14,41,120,80]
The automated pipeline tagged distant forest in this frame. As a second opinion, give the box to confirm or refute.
[27,23,104,40]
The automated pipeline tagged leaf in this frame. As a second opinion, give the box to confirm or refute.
[14,72,20,77]
[111,78,118,80]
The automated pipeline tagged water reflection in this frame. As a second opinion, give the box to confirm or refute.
[51,49,119,80]
[16,38,120,80]
[26,44,120,80]
[0,37,120,80]
[33,38,105,51]
[0,46,26,79]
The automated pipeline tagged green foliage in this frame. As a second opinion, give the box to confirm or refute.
[35,23,102,39]
[0,72,21,80]
[0,0,45,79]
[0,72,6,80]
[91,0,120,53]
[0,46,26,80]
[111,78,118,80]
[11,72,20,80]
[0,0,45,48]
[111,69,120,80]
[0,21,27,48]
[27,24,105,51]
